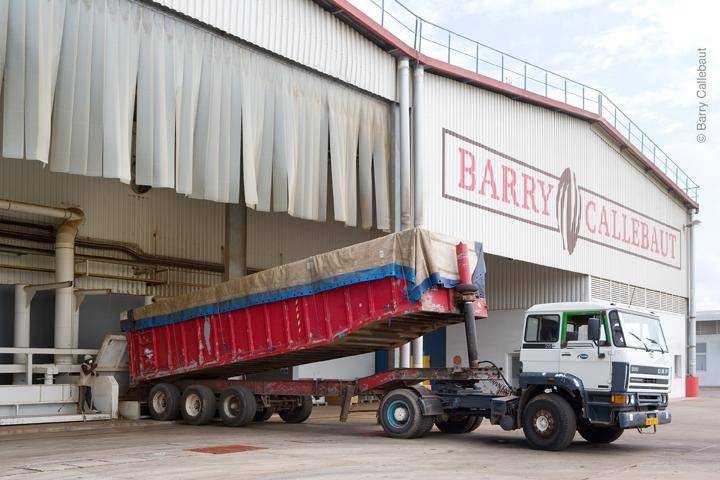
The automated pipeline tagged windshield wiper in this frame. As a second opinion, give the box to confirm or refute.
[628,332,650,352]
[645,337,666,353]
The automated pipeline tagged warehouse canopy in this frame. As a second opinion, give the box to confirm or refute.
[0,0,391,229]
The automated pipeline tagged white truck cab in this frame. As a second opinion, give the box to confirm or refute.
[515,301,672,449]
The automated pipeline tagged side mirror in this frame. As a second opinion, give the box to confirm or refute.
[587,317,601,341]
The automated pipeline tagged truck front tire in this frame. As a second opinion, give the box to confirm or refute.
[180,385,217,425]
[578,424,624,444]
[435,415,482,434]
[522,393,577,451]
[379,389,435,439]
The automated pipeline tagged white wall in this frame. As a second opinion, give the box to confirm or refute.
[697,334,720,387]
[294,352,375,380]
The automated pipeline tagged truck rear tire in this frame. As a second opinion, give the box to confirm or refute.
[435,415,483,434]
[180,385,217,425]
[578,424,624,444]
[278,396,313,423]
[379,389,435,439]
[148,383,181,421]
[218,386,257,427]
[253,407,274,422]
[522,393,577,451]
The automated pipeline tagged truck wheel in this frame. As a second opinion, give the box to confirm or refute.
[180,385,217,425]
[253,407,274,422]
[522,393,577,451]
[435,415,483,434]
[578,424,624,444]
[148,383,181,421]
[218,386,257,427]
[379,389,435,439]
[279,396,313,423]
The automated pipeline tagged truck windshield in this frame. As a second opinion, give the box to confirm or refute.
[616,311,668,352]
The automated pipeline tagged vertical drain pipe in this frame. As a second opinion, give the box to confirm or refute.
[686,210,700,397]
[398,56,412,369]
[13,285,30,385]
[54,214,83,366]
[411,63,425,369]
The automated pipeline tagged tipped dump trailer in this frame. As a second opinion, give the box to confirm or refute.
[122,228,671,451]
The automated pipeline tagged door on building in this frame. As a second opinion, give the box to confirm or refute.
[559,312,612,391]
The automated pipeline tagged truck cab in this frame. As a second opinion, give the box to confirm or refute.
[517,301,672,449]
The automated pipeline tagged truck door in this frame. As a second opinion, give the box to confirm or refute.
[560,312,612,391]
[521,314,561,373]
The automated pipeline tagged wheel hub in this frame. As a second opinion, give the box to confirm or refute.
[186,393,202,416]
[153,392,167,413]
[393,407,409,423]
[533,409,555,436]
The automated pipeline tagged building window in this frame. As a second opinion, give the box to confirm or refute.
[698,320,719,335]
[697,342,707,372]
[674,355,682,378]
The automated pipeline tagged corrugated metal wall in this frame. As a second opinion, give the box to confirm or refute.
[485,254,588,310]
[422,73,689,297]
[151,0,397,101]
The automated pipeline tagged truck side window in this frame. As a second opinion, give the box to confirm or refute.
[608,310,626,346]
[565,314,608,345]
[524,315,559,342]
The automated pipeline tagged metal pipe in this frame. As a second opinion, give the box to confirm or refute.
[400,343,411,368]
[412,63,425,228]
[0,199,83,222]
[13,285,30,385]
[412,337,424,368]
[456,242,479,367]
[54,221,80,365]
[398,57,412,231]
[686,210,700,396]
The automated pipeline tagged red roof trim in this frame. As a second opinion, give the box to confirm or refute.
[322,0,698,209]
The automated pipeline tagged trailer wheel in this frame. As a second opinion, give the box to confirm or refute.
[435,415,483,434]
[578,423,624,444]
[253,407,275,422]
[379,389,435,439]
[521,393,577,451]
[180,385,217,425]
[148,383,181,421]
[218,386,257,427]
[278,396,313,423]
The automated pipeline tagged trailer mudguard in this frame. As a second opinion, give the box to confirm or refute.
[408,385,444,416]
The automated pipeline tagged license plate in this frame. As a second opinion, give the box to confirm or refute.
[645,417,659,426]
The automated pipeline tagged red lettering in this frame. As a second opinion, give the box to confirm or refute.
[631,219,640,246]
[522,173,538,213]
[650,227,659,253]
[502,165,519,207]
[480,159,499,200]
[599,207,610,237]
[458,148,476,191]
[669,233,677,259]
[585,200,596,234]
[611,209,621,240]
[660,231,669,256]
[640,222,649,250]
[537,180,554,216]
[622,213,632,244]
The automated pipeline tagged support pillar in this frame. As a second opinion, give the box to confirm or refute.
[54,221,79,365]
[400,343,411,368]
[686,210,700,397]
[412,337,424,368]
[224,203,247,280]
[13,285,31,385]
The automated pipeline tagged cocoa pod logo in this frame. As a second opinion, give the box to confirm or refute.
[555,168,582,254]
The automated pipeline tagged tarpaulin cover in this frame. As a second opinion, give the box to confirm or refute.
[121,228,484,332]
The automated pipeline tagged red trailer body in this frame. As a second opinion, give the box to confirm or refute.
[126,276,487,385]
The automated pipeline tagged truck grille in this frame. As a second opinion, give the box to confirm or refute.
[628,365,670,393]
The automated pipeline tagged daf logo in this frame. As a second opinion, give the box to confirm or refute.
[577,353,589,360]
[658,368,669,375]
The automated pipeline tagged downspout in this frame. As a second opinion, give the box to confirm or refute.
[411,63,425,368]
[398,57,412,368]
[686,209,700,397]
[54,212,84,365]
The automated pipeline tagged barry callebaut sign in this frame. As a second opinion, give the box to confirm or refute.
[442,128,681,269]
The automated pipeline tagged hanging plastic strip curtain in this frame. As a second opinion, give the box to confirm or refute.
[0,0,391,230]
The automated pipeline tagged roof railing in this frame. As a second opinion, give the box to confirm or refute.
[357,0,699,203]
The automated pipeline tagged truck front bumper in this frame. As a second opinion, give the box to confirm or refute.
[617,409,671,429]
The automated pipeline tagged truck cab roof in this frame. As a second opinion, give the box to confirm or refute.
[526,301,615,314]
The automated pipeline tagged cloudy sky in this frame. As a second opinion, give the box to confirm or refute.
[354,0,719,310]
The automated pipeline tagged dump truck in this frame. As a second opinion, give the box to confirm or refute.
[122,228,671,451]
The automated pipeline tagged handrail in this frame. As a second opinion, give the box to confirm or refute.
[354,0,699,202]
